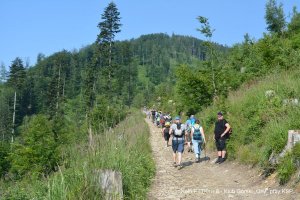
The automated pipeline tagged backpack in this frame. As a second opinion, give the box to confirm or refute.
[193,124,202,141]
[174,123,184,137]
[223,120,233,139]
[227,127,233,139]
[186,119,195,132]
[163,127,170,137]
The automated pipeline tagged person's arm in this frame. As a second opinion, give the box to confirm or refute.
[200,127,206,143]
[169,127,173,135]
[220,123,231,138]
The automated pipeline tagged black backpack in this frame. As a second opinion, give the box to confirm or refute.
[223,120,232,139]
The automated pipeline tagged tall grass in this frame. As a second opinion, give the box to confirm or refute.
[47,110,155,199]
[201,69,300,184]
[1,110,155,199]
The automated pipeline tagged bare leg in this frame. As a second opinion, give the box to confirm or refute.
[222,150,226,158]
[173,152,176,163]
[178,152,182,165]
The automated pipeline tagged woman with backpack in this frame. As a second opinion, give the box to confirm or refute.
[162,121,171,147]
[191,119,206,163]
[169,116,186,169]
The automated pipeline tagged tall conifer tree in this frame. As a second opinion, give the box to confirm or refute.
[96,2,121,95]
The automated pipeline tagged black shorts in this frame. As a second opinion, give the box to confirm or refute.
[215,138,226,151]
[164,132,170,141]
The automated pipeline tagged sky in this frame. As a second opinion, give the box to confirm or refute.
[1,0,299,69]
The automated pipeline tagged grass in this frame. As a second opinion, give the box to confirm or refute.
[201,69,300,184]
[47,109,155,199]
[1,110,155,199]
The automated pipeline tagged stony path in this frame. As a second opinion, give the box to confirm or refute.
[146,118,299,200]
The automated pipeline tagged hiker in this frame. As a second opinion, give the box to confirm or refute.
[160,113,166,128]
[162,121,171,147]
[151,109,156,123]
[185,115,196,152]
[169,116,186,169]
[214,112,231,164]
[165,113,172,123]
[191,119,206,162]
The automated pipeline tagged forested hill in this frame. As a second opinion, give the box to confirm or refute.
[0,33,228,137]
[0,32,225,178]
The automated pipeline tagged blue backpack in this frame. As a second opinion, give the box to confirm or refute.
[193,124,202,141]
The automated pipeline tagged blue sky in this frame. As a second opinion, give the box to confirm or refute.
[1,0,299,68]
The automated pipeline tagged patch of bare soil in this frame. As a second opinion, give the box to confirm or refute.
[146,118,299,200]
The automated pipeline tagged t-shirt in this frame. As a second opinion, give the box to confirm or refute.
[170,123,186,138]
[214,119,228,139]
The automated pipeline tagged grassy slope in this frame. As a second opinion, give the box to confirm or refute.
[201,69,300,184]
[2,110,155,199]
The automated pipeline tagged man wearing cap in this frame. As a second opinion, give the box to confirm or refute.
[214,112,231,164]
[169,116,186,169]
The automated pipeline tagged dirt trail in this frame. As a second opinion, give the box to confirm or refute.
[146,118,299,200]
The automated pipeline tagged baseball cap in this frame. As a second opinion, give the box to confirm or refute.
[175,116,181,120]
[217,112,223,116]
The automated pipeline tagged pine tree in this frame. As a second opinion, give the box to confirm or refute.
[95,2,121,95]
[7,57,26,142]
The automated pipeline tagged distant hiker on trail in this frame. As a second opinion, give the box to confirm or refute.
[185,115,196,152]
[165,113,172,123]
[191,119,206,163]
[162,121,171,147]
[151,109,156,123]
[214,112,231,164]
[160,113,166,128]
[170,116,186,169]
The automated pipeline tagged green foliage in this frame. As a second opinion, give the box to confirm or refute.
[7,57,26,91]
[287,7,300,35]
[201,69,300,183]
[9,115,59,178]
[277,153,296,185]
[175,64,213,115]
[265,0,286,35]
[90,95,127,133]
[46,110,155,199]
[1,178,47,200]
[0,86,14,141]
[0,142,10,177]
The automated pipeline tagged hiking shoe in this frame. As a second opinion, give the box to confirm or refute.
[215,157,222,164]
[177,164,183,170]
[195,158,200,163]
[218,158,226,164]
[173,162,177,167]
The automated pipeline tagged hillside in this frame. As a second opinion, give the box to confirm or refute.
[200,69,300,185]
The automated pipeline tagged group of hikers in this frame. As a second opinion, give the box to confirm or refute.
[147,109,231,169]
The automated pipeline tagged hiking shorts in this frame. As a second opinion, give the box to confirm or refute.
[215,138,226,151]
[172,138,185,153]
[164,132,170,141]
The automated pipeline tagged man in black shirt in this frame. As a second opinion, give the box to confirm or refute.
[214,112,231,164]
